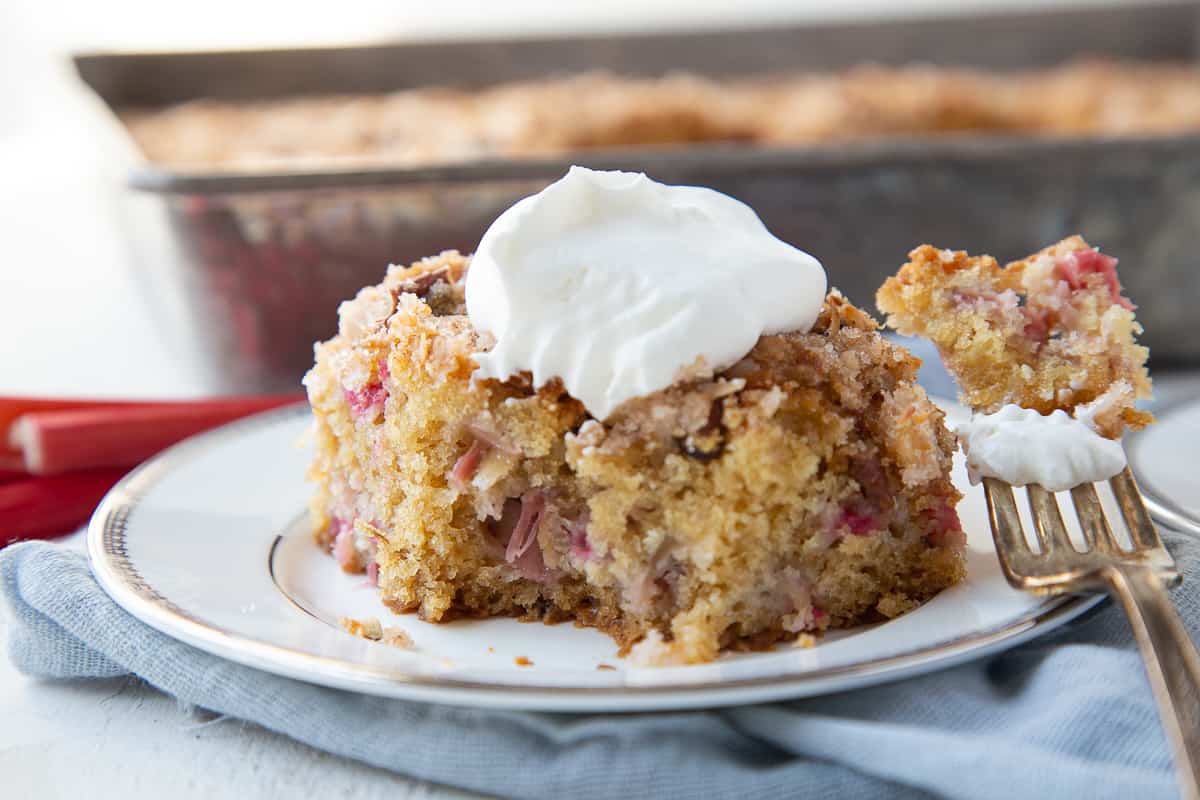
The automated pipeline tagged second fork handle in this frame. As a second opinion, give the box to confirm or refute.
[1106,566,1200,800]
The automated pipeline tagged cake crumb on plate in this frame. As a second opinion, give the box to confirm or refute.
[381,627,414,649]
[339,616,382,641]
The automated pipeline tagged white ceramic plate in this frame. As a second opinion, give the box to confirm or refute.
[1127,396,1200,536]
[88,404,1101,712]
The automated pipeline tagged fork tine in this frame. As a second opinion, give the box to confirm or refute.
[1027,484,1074,553]
[983,478,1029,555]
[1110,467,1164,552]
[1070,482,1122,553]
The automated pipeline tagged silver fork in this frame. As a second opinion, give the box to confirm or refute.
[983,467,1200,800]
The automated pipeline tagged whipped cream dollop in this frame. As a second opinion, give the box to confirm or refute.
[956,404,1126,491]
[466,167,827,419]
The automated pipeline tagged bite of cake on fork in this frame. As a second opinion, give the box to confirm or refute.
[880,238,1200,799]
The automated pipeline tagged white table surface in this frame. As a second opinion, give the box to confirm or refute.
[0,1,1184,798]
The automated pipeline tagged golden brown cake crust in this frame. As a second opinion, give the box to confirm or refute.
[306,253,966,664]
[126,61,1200,171]
[876,237,1152,437]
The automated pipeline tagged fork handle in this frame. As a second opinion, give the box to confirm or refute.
[1106,567,1200,800]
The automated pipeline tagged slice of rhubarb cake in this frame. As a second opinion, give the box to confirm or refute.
[304,168,966,665]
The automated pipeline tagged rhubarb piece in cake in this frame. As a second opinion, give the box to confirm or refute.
[876,236,1151,437]
[305,168,966,665]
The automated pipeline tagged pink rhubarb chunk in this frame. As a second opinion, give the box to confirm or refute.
[1055,248,1134,310]
[567,513,592,561]
[490,492,552,582]
[505,491,546,562]
[1022,308,1051,341]
[837,507,879,536]
[927,504,967,548]
[450,440,487,486]
[344,382,387,418]
[331,517,360,572]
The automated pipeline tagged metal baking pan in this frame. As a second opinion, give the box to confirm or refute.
[76,2,1200,393]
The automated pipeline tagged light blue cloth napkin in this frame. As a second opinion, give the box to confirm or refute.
[2,533,1190,800]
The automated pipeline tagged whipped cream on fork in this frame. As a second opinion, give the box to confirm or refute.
[956,404,1126,491]
[465,167,827,419]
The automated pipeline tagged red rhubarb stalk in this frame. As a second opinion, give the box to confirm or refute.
[1,469,127,545]
[0,468,28,484]
[0,397,154,436]
[0,449,26,473]
[7,395,303,475]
